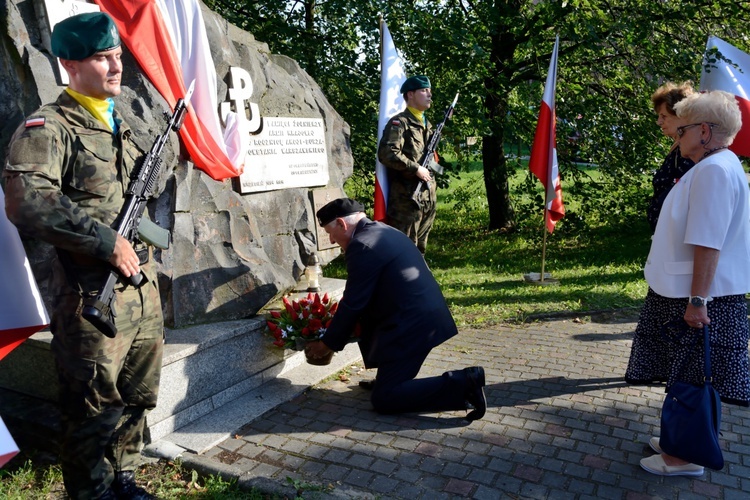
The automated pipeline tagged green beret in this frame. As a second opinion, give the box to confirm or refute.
[51,12,121,61]
[400,75,431,94]
[317,198,365,226]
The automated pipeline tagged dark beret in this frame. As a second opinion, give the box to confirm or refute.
[51,12,121,61]
[400,75,431,94]
[317,198,365,226]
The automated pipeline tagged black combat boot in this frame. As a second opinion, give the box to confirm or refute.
[97,488,118,500]
[112,470,156,500]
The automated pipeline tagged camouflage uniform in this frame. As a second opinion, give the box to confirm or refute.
[378,109,437,254]
[3,91,164,500]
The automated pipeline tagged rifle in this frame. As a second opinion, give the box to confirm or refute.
[411,92,459,205]
[82,80,195,337]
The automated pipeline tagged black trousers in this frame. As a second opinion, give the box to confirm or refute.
[370,347,468,414]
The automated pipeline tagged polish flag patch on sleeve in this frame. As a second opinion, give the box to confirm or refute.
[25,117,45,128]
[391,120,400,126]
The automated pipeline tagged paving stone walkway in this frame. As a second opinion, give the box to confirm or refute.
[173,313,750,499]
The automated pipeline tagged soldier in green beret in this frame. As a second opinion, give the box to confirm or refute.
[377,75,438,254]
[2,12,162,500]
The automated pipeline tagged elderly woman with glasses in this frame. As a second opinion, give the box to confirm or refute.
[638,90,750,477]
[625,82,696,386]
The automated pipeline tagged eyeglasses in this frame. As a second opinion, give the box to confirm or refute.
[676,122,717,137]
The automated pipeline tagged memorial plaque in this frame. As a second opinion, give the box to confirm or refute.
[311,187,345,251]
[237,117,329,193]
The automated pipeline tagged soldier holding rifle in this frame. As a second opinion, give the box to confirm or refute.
[3,13,162,500]
[378,75,441,254]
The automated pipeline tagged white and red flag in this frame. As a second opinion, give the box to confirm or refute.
[94,0,243,180]
[0,415,19,468]
[529,36,565,233]
[0,188,49,362]
[374,19,407,221]
[700,36,750,158]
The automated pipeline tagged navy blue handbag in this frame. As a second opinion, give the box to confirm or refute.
[660,325,724,470]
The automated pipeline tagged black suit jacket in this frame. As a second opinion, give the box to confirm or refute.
[321,218,458,368]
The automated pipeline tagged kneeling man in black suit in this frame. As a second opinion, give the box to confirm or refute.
[306,198,486,421]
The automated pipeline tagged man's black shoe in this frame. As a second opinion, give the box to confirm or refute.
[464,366,486,421]
[358,379,376,391]
[112,471,156,500]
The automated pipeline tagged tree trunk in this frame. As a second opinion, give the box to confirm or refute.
[482,129,515,231]
[481,3,518,231]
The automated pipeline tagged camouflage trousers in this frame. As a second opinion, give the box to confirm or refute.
[50,278,163,500]
[386,184,437,254]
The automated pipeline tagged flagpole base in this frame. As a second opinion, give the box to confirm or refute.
[523,272,560,286]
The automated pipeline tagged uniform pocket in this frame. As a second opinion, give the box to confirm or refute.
[58,357,113,418]
[404,129,425,154]
[7,135,54,170]
[69,131,119,199]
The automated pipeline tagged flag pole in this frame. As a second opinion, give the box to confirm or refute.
[540,208,548,283]
[525,35,562,286]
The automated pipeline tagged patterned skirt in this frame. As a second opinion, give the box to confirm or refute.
[625,288,750,406]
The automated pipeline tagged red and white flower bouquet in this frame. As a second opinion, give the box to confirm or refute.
[266,292,338,350]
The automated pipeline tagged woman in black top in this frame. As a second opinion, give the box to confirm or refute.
[646,82,697,232]
[625,81,695,384]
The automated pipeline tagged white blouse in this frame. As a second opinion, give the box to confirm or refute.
[644,149,750,298]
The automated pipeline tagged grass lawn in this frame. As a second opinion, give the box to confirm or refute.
[431,159,650,325]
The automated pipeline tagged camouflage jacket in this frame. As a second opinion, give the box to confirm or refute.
[3,91,152,287]
[377,109,437,202]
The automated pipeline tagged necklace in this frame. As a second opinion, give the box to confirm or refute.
[702,146,728,158]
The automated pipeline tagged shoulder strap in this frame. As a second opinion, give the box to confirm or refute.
[702,325,713,382]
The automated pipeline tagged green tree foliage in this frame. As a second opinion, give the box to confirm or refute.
[205,0,749,233]
[205,0,385,211]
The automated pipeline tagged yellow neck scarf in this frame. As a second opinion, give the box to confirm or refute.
[65,88,116,132]
[407,106,425,125]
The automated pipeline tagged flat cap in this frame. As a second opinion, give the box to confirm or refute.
[400,75,431,94]
[317,198,365,226]
[51,12,121,61]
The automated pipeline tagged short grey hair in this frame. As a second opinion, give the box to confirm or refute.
[323,212,363,229]
[674,90,742,145]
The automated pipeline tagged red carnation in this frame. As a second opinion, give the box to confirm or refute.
[308,318,323,331]
[282,297,294,315]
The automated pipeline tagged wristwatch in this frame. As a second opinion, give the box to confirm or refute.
[689,295,712,307]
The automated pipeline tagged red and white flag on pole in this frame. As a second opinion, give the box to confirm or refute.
[94,0,243,180]
[0,188,49,362]
[374,19,406,221]
[529,36,565,233]
[700,36,750,158]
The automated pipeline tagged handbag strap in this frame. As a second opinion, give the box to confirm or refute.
[702,324,713,382]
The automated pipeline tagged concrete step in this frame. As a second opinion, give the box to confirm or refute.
[0,278,358,449]
[149,341,361,455]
